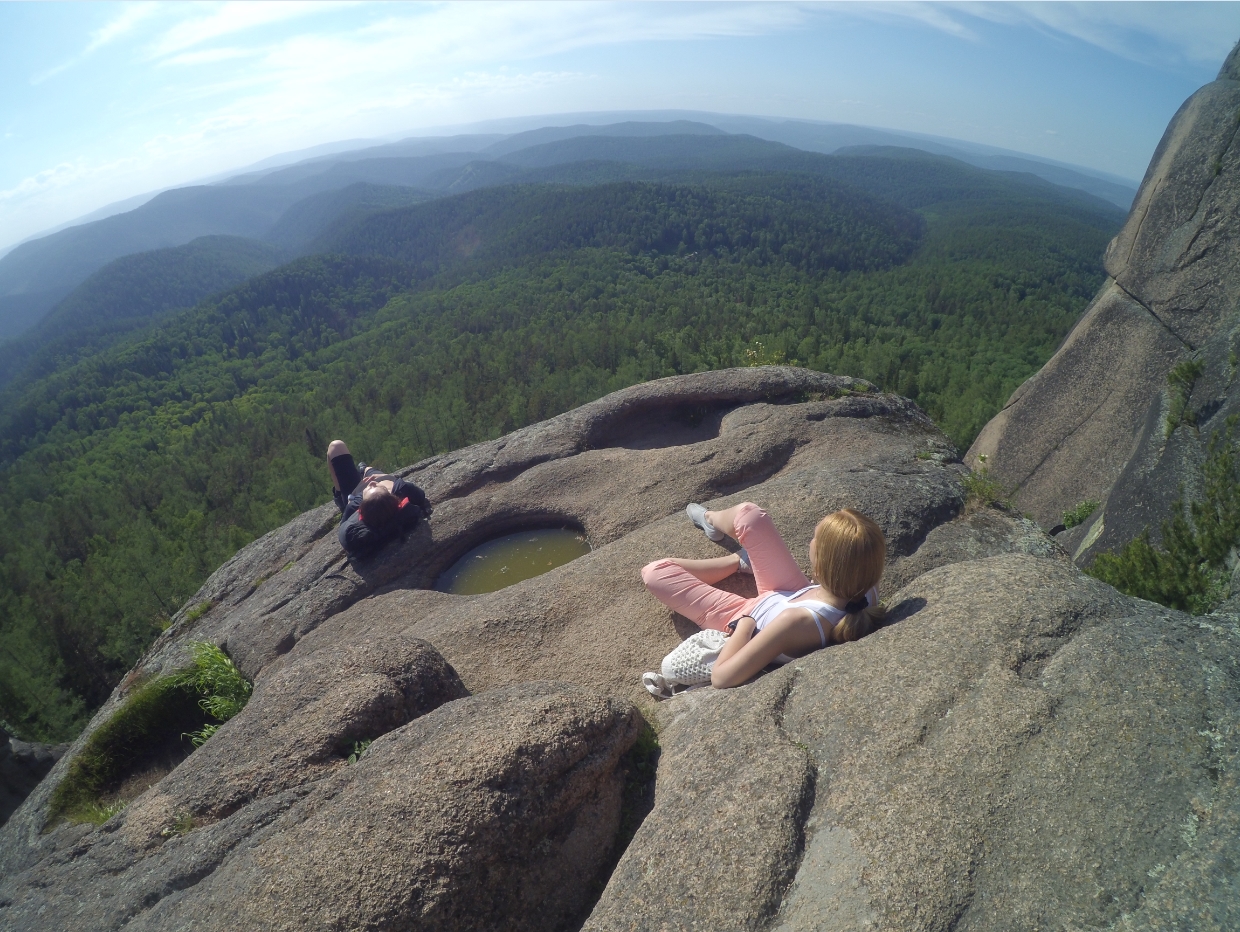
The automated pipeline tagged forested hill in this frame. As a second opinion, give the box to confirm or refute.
[0,158,1122,741]
[321,176,922,277]
[0,236,284,392]
[263,183,431,252]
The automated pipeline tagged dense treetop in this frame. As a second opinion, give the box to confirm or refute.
[0,235,285,392]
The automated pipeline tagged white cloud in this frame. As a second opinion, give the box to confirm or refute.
[990,2,1240,67]
[1,161,90,204]
[147,1,354,58]
[846,1,1240,70]
[31,3,160,84]
[86,3,161,54]
[163,47,258,68]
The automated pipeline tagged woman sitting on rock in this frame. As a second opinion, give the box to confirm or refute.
[642,502,886,688]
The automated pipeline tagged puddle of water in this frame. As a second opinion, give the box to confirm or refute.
[435,528,591,595]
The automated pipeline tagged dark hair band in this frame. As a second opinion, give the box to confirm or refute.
[844,596,869,614]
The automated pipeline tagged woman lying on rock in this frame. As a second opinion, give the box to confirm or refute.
[642,502,886,690]
[327,440,431,558]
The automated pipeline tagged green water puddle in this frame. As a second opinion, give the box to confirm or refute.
[435,528,591,594]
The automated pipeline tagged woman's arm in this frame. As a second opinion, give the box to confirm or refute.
[711,608,826,689]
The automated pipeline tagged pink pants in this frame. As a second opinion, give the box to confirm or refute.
[641,503,812,631]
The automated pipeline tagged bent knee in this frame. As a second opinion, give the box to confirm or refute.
[732,501,767,529]
[641,559,677,588]
[327,439,349,458]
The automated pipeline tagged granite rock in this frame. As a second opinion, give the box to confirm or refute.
[969,39,1240,564]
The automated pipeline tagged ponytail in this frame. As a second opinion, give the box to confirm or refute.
[812,508,887,644]
[832,602,887,643]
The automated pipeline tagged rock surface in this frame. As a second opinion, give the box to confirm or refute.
[0,367,964,927]
[969,41,1240,564]
[0,683,639,932]
[2,361,1235,930]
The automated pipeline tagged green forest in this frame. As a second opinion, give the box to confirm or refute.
[0,159,1122,740]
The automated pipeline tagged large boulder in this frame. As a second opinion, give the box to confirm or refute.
[587,554,1240,931]
[0,682,640,932]
[969,40,1240,563]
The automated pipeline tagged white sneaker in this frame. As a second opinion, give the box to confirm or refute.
[735,548,752,574]
[642,671,675,699]
[685,503,725,542]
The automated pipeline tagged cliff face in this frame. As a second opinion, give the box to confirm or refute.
[1,365,1237,931]
[969,41,1240,564]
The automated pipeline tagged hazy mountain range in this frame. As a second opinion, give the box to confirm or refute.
[0,114,1136,347]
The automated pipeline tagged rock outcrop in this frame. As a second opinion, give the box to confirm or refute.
[0,365,1236,929]
[0,729,66,827]
[590,554,1240,932]
[969,40,1240,563]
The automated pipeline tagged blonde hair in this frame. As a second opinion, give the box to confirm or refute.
[810,509,887,643]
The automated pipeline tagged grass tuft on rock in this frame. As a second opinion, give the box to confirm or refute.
[1089,417,1240,613]
[963,454,1012,512]
[47,675,204,827]
[1165,358,1205,438]
[171,642,251,747]
[1062,499,1100,529]
[47,642,251,827]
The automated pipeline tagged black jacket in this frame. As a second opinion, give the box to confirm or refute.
[337,477,430,557]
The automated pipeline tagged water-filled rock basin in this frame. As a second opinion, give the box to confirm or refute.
[435,528,591,594]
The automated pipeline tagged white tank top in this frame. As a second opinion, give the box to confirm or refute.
[749,585,878,648]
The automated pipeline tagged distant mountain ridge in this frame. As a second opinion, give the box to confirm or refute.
[0,116,1132,350]
[0,235,284,391]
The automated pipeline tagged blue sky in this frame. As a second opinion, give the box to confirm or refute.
[2,1,1238,253]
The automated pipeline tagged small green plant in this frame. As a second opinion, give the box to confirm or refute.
[185,724,219,749]
[1089,417,1240,614]
[1165,359,1205,438]
[1209,156,1223,178]
[183,601,215,624]
[173,642,252,748]
[963,454,1012,511]
[916,450,935,461]
[1062,500,1100,529]
[77,800,127,826]
[347,740,372,764]
[742,341,786,367]
[161,811,196,838]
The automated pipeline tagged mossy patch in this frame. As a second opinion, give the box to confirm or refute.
[47,642,252,828]
[47,675,206,827]
[183,600,215,624]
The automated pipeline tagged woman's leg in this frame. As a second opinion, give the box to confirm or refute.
[641,559,751,631]
[660,554,743,585]
[327,440,364,513]
[704,502,810,594]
